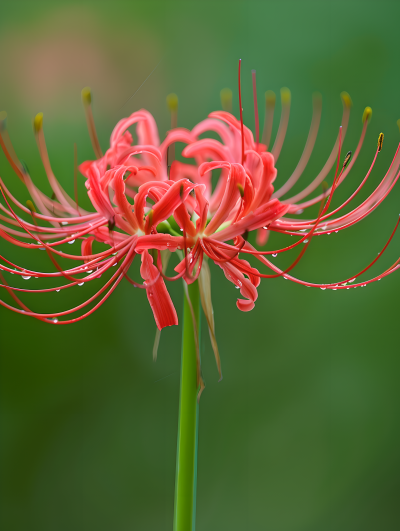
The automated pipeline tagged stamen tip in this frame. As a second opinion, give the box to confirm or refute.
[26,200,36,213]
[265,90,276,105]
[81,87,92,106]
[378,132,384,152]
[343,151,352,168]
[280,87,291,105]
[166,93,178,113]
[362,106,372,123]
[237,183,244,197]
[220,88,233,111]
[33,112,43,133]
[340,91,353,108]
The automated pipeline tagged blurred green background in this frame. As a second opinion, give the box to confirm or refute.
[1,1,400,530]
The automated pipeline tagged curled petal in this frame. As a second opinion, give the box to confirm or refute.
[140,250,178,330]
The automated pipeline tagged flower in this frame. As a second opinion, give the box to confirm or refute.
[0,68,399,347]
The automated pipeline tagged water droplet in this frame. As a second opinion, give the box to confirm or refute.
[283,276,288,280]
[320,287,326,290]
[335,231,338,233]
[303,239,309,244]
[322,225,328,230]
[53,318,58,323]
[327,232,331,235]
[56,289,60,292]
[349,278,356,283]
[296,209,304,214]
[347,287,350,289]
[68,239,75,244]
[300,229,307,232]
[113,263,117,267]
[78,282,84,286]
[87,270,93,274]
[272,253,278,257]
[235,285,240,289]
[180,228,183,232]
[112,252,118,256]
[61,222,68,226]
[332,288,337,291]
[22,274,31,280]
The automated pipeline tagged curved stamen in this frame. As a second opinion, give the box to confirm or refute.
[261,91,276,149]
[274,92,322,198]
[270,88,291,163]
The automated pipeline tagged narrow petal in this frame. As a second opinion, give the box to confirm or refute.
[140,250,178,330]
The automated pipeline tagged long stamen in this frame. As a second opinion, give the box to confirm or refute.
[251,70,259,146]
[261,91,276,149]
[166,93,178,166]
[270,88,291,163]
[238,59,245,165]
[274,92,322,198]
[74,143,81,215]
[81,87,103,159]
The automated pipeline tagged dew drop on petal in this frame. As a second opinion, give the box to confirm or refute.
[61,222,68,226]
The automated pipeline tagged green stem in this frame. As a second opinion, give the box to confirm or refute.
[173,281,200,531]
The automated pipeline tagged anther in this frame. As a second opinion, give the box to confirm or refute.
[26,200,36,213]
[33,112,43,133]
[280,87,291,106]
[343,151,352,168]
[179,183,184,199]
[378,133,384,152]
[362,107,372,124]
[237,183,244,197]
[108,217,116,232]
[166,93,178,115]
[265,90,276,106]
[220,88,233,112]
[340,91,353,108]
[81,87,92,106]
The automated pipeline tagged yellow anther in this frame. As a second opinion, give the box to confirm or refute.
[378,132,384,152]
[362,106,372,124]
[81,87,92,106]
[340,91,353,108]
[220,88,232,111]
[265,90,276,105]
[166,93,178,113]
[0,111,7,131]
[397,119,400,133]
[321,181,329,193]
[343,151,352,168]
[26,200,36,213]
[237,183,244,198]
[280,87,291,105]
[33,112,43,133]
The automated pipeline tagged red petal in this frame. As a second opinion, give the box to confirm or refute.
[140,250,178,330]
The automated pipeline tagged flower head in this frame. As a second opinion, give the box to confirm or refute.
[1,62,400,382]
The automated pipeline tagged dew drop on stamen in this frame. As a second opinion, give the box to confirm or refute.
[22,274,31,280]
[327,232,331,235]
[53,318,58,323]
[272,253,278,257]
[303,239,309,244]
[61,222,68,226]
[335,231,338,233]
[56,289,60,292]
[78,282,84,286]
[68,239,75,244]
[349,278,356,283]
[320,287,326,290]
